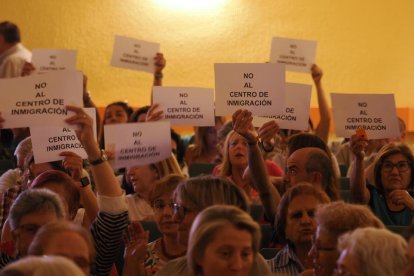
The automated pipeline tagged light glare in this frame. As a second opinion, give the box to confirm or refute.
[154,0,224,11]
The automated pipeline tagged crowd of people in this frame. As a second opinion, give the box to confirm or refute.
[1,20,414,276]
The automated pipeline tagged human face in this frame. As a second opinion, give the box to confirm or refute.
[309,226,339,276]
[334,248,362,276]
[43,231,91,276]
[153,194,179,235]
[204,127,218,149]
[228,133,248,169]
[284,148,313,187]
[172,198,198,246]
[104,105,128,125]
[381,153,411,193]
[285,195,318,245]
[127,165,158,196]
[13,211,59,256]
[199,225,254,276]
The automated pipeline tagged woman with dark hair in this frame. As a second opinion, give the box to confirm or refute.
[350,138,414,225]
[268,183,330,275]
[99,101,132,150]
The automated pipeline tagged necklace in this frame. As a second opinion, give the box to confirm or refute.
[159,238,186,260]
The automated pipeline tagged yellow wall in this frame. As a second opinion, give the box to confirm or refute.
[2,0,414,126]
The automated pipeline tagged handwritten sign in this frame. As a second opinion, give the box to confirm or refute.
[214,63,285,116]
[331,93,400,139]
[111,35,160,73]
[152,86,215,126]
[104,121,171,168]
[0,71,83,128]
[31,49,77,73]
[270,37,317,72]
[30,108,98,164]
[253,83,312,130]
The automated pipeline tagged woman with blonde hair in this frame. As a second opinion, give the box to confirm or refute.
[125,154,184,221]
[187,205,262,276]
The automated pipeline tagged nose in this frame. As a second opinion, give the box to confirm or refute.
[390,165,400,174]
[283,173,290,185]
[300,212,312,224]
[163,204,174,216]
[229,254,243,271]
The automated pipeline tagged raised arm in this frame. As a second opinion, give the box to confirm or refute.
[311,64,331,143]
[153,52,166,87]
[232,109,281,223]
[349,134,370,204]
[65,105,122,197]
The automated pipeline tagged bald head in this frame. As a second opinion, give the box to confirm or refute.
[284,147,336,199]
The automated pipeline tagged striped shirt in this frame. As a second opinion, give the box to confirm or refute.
[267,244,304,276]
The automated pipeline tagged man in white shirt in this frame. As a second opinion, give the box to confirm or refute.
[0,21,31,79]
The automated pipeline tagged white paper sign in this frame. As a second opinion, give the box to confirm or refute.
[104,121,171,168]
[253,83,312,130]
[214,63,286,116]
[31,49,77,73]
[30,108,98,164]
[152,86,215,126]
[270,37,317,72]
[331,93,400,139]
[111,35,160,73]
[0,71,83,128]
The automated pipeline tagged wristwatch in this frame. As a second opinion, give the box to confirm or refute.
[89,149,108,166]
[80,177,90,188]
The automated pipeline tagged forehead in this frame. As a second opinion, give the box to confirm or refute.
[106,105,126,113]
[287,149,309,166]
[383,153,407,162]
[20,210,58,226]
[288,195,319,212]
[315,226,336,244]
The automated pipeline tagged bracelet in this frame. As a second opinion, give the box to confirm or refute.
[154,72,163,80]
[260,140,274,152]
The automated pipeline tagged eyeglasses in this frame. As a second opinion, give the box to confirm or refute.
[173,203,193,219]
[153,200,174,211]
[381,161,411,173]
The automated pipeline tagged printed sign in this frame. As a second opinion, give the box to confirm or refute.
[0,71,83,128]
[30,108,98,163]
[331,93,400,139]
[253,83,312,130]
[32,49,77,73]
[111,35,160,73]
[152,86,215,126]
[214,63,285,116]
[270,37,317,72]
[104,121,171,168]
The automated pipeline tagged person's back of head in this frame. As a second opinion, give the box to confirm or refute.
[287,132,330,156]
[337,227,407,276]
[304,149,339,200]
[0,21,20,45]
[173,175,249,213]
[0,255,84,276]
[315,201,384,240]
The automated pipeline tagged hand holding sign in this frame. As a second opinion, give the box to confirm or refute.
[59,151,83,181]
[232,109,258,144]
[65,105,98,158]
[146,104,164,122]
[349,133,368,161]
